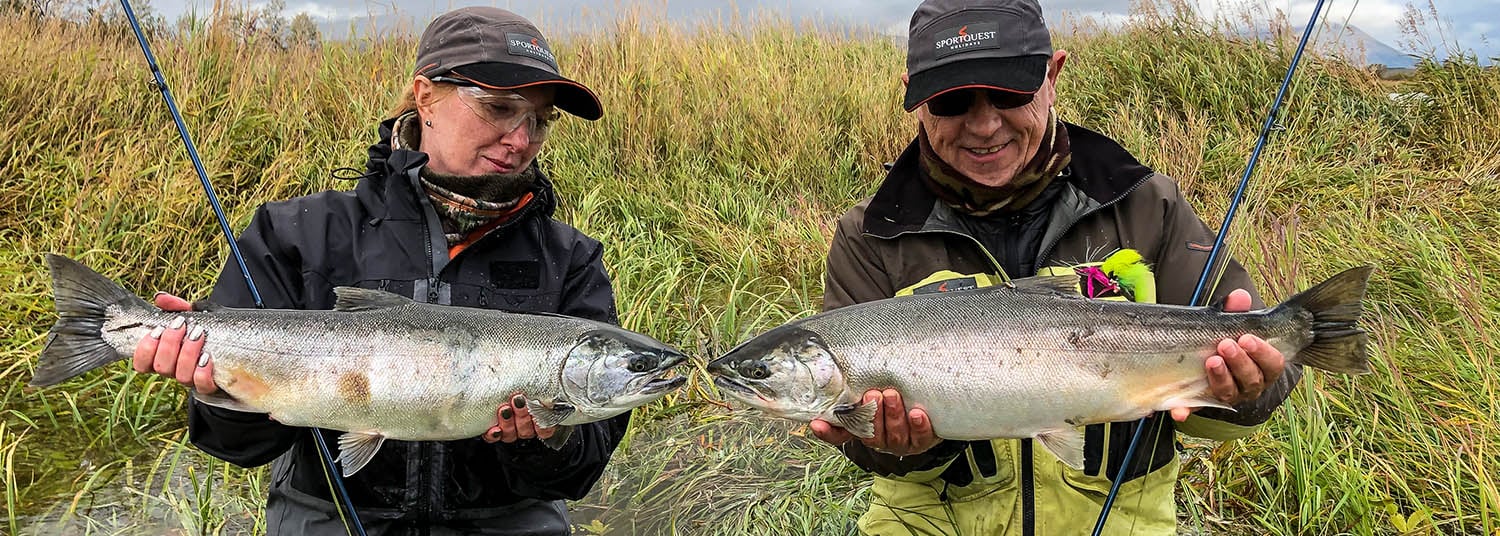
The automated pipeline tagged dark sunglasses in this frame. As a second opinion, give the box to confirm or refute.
[926,88,1035,117]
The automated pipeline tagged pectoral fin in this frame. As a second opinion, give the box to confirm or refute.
[526,399,576,429]
[336,431,387,477]
[539,425,575,450]
[831,399,878,439]
[1035,428,1086,470]
[1157,393,1234,412]
[191,390,266,414]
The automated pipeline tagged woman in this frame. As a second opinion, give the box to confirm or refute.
[134,7,621,534]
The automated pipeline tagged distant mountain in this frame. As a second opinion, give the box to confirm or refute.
[1310,22,1418,68]
[1250,21,1419,68]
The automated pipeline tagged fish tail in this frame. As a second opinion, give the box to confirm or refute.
[1279,266,1375,375]
[30,254,153,387]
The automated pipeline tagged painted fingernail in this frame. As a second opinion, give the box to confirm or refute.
[512,395,525,409]
[188,326,205,341]
[197,351,210,368]
[150,326,165,339]
[500,407,514,420]
[169,316,186,330]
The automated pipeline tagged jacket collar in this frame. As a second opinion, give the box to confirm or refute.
[356,116,559,223]
[863,122,1154,238]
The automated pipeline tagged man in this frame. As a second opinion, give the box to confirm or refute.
[811,0,1299,533]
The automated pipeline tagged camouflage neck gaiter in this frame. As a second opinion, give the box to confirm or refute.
[419,171,535,246]
[918,108,1072,217]
[393,112,538,245]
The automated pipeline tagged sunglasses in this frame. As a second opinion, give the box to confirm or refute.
[925,88,1035,117]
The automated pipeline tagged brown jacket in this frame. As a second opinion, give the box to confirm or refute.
[823,123,1302,534]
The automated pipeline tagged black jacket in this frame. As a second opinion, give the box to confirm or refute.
[187,118,626,535]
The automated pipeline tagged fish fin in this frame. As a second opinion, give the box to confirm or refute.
[526,399,576,429]
[332,287,413,312]
[1035,428,1086,470]
[1280,266,1375,375]
[190,390,266,414]
[832,399,878,439]
[31,254,151,387]
[539,425,575,450]
[1007,275,1084,297]
[336,431,386,477]
[190,299,227,312]
[1157,392,1234,412]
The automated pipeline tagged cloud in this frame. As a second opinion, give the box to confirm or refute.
[286,1,364,21]
[146,0,1495,60]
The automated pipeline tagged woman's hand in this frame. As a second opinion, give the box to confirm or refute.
[132,293,218,394]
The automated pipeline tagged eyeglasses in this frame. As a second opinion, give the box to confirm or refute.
[431,76,559,142]
[925,88,1035,117]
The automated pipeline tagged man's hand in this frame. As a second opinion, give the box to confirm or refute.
[482,393,558,444]
[1170,288,1287,422]
[132,293,218,395]
[810,389,942,456]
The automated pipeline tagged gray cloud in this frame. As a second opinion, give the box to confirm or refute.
[148,0,1495,61]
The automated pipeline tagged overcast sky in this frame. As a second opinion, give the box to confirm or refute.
[146,0,1497,64]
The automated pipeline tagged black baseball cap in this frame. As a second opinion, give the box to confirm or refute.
[414,7,603,121]
[903,0,1053,112]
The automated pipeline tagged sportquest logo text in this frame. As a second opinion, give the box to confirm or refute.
[933,22,1000,58]
[506,32,558,69]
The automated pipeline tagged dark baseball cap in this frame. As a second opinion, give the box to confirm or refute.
[414,7,603,121]
[903,0,1053,112]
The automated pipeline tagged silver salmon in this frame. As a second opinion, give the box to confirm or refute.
[31,254,687,476]
[707,267,1373,468]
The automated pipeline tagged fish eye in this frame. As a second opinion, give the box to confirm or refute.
[627,355,658,373]
[737,361,770,380]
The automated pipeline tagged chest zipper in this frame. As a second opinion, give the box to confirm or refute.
[1035,174,1155,266]
[1022,440,1035,535]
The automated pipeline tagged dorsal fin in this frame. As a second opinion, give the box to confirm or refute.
[1008,274,1082,296]
[191,299,227,312]
[333,287,414,312]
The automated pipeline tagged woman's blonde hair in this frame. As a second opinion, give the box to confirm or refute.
[385,79,458,120]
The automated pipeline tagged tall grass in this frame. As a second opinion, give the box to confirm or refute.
[2,5,1497,535]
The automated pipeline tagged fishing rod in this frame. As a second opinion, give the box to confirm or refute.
[117,2,367,535]
[1091,0,1329,533]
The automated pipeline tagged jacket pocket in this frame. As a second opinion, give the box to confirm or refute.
[938,439,1018,502]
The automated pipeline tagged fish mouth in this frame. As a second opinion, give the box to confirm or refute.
[641,376,686,395]
[713,375,758,398]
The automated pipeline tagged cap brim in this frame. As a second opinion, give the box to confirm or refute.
[452,63,604,121]
[903,56,1050,112]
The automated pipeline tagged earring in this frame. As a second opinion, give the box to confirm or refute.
[424,120,432,127]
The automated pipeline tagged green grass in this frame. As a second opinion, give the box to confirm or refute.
[2,5,1498,535]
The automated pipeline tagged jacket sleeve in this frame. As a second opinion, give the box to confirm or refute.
[187,205,305,468]
[1150,177,1305,441]
[493,238,630,501]
[823,211,970,479]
